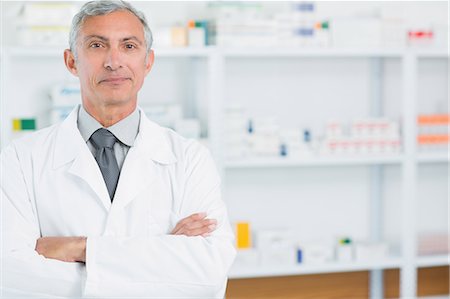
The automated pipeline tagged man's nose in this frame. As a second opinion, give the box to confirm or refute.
[104,48,123,70]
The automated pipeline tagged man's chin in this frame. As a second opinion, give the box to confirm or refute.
[100,96,133,107]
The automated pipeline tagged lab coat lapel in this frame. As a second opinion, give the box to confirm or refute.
[68,149,111,211]
[111,143,157,210]
[112,111,177,210]
[53,106,111,211]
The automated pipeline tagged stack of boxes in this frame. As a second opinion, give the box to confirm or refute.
[320,119,401,155]
[234,222,390,267]
[11,118,37,140]
[16,3,77,46]
[156,19,213,48]
[224,106,402,160]
[214,2,330,48]
[417,114,449,153]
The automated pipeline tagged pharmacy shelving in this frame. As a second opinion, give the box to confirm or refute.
[221,47,405,58]
[221,47,448,58]
[1,44,448,299]
[3,46,64,57]
[217,46,448,299]
[229,254,450,279]
[225,152,449,168]
[154,46,216,57]
[216,152,449,167]
[3,46,215,58]
[229,257,403,279]
[4,45,448,58]
[224,155,405,168]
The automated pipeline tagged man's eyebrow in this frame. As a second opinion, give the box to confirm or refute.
[83,35,143,45]
[122,36,143,45]
[84,35,109,42]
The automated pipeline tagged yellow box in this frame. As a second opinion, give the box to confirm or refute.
[236,222,251,249]
[12,119,21,131]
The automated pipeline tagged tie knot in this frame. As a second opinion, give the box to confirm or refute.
[90,128,117,149]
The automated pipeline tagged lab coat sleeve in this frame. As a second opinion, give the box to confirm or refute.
[84,142,237,298]
[1,144,84,297]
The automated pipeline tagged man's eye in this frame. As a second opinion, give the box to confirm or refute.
[90,43,102,48]
[125,44,136,49]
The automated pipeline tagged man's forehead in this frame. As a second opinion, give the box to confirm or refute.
[79,10,144,38]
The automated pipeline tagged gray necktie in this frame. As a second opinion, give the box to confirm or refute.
[90,128,120,201]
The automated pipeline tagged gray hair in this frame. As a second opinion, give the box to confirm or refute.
[69,0,153,60]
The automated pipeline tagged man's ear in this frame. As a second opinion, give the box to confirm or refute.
[64,49,78,76]
[144,49,154,75]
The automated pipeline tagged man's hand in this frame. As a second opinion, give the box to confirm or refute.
[171,212,217,237]
[35,236,86,263]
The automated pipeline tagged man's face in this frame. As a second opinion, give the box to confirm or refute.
[66,10,153,109]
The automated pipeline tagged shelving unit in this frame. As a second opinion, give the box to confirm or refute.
[217,47,448,299]
[229,255,450,280]
[229,257,403,279]
[1,44,448,299]
[3,46,447,60]
[224,155,405,168]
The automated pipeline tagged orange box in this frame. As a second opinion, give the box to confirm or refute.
[417,114,450,125]
[236,222,251,249]
[418,134,450,144]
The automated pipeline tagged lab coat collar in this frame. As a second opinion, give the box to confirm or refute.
[53,105,178,168]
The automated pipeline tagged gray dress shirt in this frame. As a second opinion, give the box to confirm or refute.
[77,105,140,170]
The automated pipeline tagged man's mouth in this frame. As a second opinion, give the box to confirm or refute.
[99,77,130,84]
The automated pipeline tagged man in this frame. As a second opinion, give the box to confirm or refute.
[0,1,236,298]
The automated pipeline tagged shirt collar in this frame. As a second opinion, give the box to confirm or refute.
[77,105,140,147]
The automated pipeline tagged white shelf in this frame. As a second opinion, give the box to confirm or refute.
[4,46,447,59]
[412,48,449,58]
[416,254,450,268]
[5,46,66,57]
[228,258,402,279]
[222,47,448,58]
[3,46,215,58]
[417,152,449,163]
[154,46,215,57]
[228,255,450,279]
[222,47,406,58]
[225,155,404,169]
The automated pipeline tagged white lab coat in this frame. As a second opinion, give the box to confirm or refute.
[1,105,236,298]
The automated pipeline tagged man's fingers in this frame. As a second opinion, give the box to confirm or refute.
[172,218,217,236]
[174,212,206,229]
[172,219,215,235]
[176,223,217,237]
[185,218,216,230]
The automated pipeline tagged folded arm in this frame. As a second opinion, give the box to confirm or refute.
[1,145,84,297]
[35,212,218,263]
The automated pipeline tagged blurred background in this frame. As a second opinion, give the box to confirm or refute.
[1,1,448,298]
